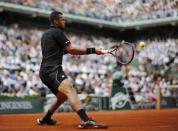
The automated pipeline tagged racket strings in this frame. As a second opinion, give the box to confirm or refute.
[115,44,134,64]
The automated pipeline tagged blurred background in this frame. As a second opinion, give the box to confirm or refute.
[0,0,178,113]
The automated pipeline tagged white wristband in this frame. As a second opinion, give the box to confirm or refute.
[101,49,109,54]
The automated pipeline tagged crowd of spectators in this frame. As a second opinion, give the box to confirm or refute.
[0,23,178,102]
[0,24,115,97]
[122,38,178,102]
[3,0,178,22]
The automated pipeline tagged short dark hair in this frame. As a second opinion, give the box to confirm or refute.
[49,11,63,24]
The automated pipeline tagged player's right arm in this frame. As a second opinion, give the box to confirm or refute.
[53,29,104,55]
[64,43,104,55]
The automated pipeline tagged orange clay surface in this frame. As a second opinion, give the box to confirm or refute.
[0,109,178,131]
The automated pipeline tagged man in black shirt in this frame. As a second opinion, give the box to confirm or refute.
[37,11,107,129]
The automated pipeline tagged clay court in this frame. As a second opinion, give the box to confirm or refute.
[0,109,178,131]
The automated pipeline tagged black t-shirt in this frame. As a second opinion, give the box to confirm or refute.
[40,26,70,71]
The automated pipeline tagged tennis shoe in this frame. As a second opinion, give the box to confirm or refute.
[37,118,56,125]
[78,118,108,129]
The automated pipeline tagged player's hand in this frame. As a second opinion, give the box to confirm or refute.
[95,48,106,55]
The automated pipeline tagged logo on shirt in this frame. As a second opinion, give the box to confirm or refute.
[62,75,65,78]
[65,41,70,45]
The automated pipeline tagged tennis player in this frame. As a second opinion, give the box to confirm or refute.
[37,11,107,129]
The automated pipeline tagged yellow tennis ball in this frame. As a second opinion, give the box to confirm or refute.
[139,41,145,48]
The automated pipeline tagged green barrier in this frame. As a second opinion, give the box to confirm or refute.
[110,71,132,110]
[98,96,110,110]
[0,98,44,114]
[161,96,177,108]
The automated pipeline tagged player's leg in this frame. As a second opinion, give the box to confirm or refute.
[58,79,82,110]
[45,91,67,118]
[37,91,67,125]
[58,79,108,129]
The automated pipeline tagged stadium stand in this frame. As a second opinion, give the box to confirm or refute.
[0,22,178,104]
[0,0,178,110]
[3,0,178,22]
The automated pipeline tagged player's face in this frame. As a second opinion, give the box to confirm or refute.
[57,15,66,29]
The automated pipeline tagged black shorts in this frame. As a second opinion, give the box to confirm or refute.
[39,66,68,94]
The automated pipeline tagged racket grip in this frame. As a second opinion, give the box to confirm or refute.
[101,49,109,54]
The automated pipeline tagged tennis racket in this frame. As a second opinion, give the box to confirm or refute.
[102,40,135,65]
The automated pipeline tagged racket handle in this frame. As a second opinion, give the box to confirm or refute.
[101,49,109,54]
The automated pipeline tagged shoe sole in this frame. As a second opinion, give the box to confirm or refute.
[37,119,43,125]
[78,124,108,129]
